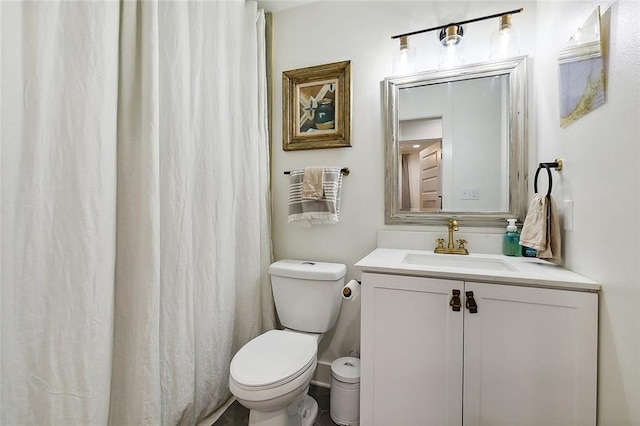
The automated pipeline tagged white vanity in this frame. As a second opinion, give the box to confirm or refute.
[355,248,599,426]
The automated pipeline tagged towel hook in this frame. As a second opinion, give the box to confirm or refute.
[534,159,562,199]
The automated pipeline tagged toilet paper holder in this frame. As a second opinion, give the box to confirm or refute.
[342,279,361,301]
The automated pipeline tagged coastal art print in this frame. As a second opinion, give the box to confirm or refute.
[282,60,351,151]
[558,7,606,128]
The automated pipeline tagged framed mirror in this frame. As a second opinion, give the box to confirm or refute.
[384,56,528,227]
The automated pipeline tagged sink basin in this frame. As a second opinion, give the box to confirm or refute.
[402,253,519,272]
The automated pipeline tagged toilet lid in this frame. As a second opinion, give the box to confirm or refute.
[230,330,317,389]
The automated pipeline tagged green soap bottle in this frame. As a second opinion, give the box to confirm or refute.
[502,219,521,256]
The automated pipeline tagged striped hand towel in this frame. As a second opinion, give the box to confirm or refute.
[288,167,343,226]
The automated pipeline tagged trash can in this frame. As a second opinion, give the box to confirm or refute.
[330,357,360,426]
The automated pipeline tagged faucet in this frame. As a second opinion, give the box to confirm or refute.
[434,219,469,255]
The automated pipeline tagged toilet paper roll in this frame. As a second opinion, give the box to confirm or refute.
[342,279,361,302]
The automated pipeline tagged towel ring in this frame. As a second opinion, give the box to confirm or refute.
[534,159,562,199]
[534,164,553,199]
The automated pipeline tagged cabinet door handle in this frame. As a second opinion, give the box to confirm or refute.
[465,291,478,314]
[450,289,461,311]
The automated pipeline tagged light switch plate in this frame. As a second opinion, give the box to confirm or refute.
[461,188,479,200]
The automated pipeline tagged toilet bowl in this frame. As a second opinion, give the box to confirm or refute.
[229,259,347,426]
[229,330,320,426]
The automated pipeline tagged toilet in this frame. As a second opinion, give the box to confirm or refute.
[229,259,346,426]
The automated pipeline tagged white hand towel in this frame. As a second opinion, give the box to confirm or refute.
[519,194,547,251]
[537,196,561,262]
[519,193,561,263]
[301,166,324,200]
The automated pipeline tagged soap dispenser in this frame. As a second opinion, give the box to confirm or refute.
[502,219,521,256]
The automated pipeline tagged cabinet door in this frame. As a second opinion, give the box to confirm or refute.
[462,282,598,426]
[360,272,463,425]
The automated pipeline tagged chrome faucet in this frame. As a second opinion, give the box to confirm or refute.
[434,219,469,255]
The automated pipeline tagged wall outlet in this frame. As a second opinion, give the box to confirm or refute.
[461,187,479,200]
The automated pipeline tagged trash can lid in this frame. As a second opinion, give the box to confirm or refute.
[331,357,360,384]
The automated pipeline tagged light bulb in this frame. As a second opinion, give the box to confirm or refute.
[392,36,417,75]
[490,15,520,60]
[438,25,464,68]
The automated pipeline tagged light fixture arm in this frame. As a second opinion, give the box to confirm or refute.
[390,8,523,40]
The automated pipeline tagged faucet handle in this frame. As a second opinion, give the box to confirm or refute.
[436,238,445,248]
[457,239,468,249]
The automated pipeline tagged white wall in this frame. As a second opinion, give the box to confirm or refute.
[270,1,640,423]
[399,117,442,141]
[534,1,640,423]
[451,77,506,211]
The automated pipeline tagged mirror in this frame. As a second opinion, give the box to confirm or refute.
[384,57,528,227]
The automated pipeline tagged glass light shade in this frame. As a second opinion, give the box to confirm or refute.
[392,36,417,75]
[489,15,521,60]
[438,43,465,68]
[438,26,464,69]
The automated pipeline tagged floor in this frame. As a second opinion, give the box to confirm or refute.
[213,385,339,426]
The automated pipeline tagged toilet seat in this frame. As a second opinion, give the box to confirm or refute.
[230,330,318,391]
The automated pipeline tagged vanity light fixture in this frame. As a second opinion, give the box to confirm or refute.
[392,35,417,75]
[489,14,521,59]
[390,7,523,73]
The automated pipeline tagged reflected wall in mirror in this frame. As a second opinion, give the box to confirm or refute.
[384,57,528,227]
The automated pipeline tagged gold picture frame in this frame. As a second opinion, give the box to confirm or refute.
[282,60,351,151]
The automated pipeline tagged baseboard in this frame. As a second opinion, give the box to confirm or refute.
[198,395,236,425]
[311,360,332,388]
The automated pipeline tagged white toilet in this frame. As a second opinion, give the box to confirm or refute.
[229,259,346,426]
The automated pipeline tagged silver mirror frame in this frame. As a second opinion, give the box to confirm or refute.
[384,56,529,227]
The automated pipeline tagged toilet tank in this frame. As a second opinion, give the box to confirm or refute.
[269,259,346,333]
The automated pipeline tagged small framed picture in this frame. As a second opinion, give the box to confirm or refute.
[282,60,351,151]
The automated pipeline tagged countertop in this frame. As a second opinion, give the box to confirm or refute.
[355,248,600,292]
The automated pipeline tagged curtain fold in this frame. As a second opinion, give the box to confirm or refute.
[110,1,162,423]
[1,3,121,423]
[1,1,274,424]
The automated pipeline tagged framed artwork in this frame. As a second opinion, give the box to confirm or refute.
[557,7,605,128]
[282,60,351,151]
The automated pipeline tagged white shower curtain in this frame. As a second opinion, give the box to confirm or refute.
[1,1,275,424]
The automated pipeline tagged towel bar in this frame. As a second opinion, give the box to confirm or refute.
[283,167,350,176]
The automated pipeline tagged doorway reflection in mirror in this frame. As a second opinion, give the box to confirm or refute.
[399,118,443,212]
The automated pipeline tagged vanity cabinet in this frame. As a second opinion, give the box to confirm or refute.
[360,272,598,426]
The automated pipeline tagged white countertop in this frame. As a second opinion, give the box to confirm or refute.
[355,248,600,292]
